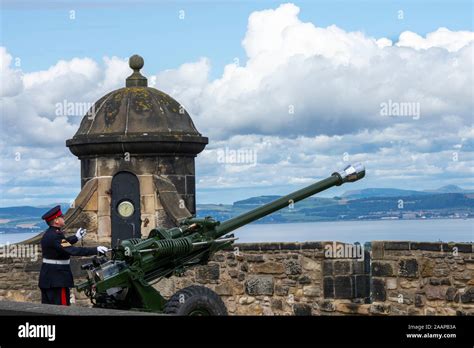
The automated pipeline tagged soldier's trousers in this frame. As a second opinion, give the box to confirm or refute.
[40,287,71,306]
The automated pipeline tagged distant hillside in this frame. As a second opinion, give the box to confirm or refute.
[234,195,281,206]
[424,185,469,193]
[342,188,430,199]
[0,203,70,233]
[198,192,474,223]
[0,206,48,217]
[0,203,70,218]
[342,185,473,199]
[1,191,473,233]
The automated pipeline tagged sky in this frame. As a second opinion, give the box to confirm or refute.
[0,0,473,206]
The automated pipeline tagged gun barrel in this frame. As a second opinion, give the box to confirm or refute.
[214,163,365,238]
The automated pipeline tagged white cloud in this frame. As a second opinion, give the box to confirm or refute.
[0,47,23,97]
[195,121,474,196]
[151,3,472,140]
[397,27,474,52]
[0,51,129,206]
[153,57,211,114]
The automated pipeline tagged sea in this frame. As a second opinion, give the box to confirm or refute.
[0,219,472,245]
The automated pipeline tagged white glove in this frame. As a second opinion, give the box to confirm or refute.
[97,246,109,255]
[75,228,87,240]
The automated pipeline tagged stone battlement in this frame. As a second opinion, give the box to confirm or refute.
[0,240,472,315]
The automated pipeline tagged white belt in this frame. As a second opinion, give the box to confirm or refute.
[43,258,70,265]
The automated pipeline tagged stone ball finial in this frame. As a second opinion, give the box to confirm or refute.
[126,54,147,87]
[129,54,144,71]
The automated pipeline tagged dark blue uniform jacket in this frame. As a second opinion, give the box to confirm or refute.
[38,226,97,288]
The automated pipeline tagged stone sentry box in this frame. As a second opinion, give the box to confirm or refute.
[63,54,208,245]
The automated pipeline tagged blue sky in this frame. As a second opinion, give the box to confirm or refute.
[0,0,473,206]
[2,0,472,78]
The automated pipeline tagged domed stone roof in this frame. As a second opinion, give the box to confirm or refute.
[66,54,208,157]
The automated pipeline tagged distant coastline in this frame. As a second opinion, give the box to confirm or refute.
[1,186,473,234]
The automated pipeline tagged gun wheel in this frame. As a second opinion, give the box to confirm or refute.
[164,285,228,316]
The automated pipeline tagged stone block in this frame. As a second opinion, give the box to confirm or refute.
[279,243,301,251]
[433,268,450,277]
[215,281,234,296]
[298,275,311,285]
[336,302,366,314]
[371,241,384,259]
[352,260,365,274]
[319,299,335,312]
[301,256,320,271]
[334,260,351,275]
[372,278,386,301]
[293,303,312,316]
[323,277,334,298]
[384,241,410,250]
[195,263,220,283]
[284,259,302,275]
[425,285,448,300]
[322,261,333,276]
[97,176,112,196]
[334,276,353,299]
[270,298,283,311]
[410,242,441,251]
[301,242,323,250]
[386,278,397,290]
[245,276,274,296]
[354,275,370,298]
[399,279,419,289]
[140,194,155,215]
[415,294,426,307]
[460,287,474,303]
[275,285,289,296]
[259,243,281,251]
[228,269,238,278]
[97,196,111,217]
[398,259,418,278]
[429,278,451,286]
[420,259,435,277]
[138,175,155,195]
[303,285,320,297]
[446,287,458,302]
[97,215,111,238]
[250,262,285,274]
[442,243,473,253]
[372,261,394,277]
[369,303,390,315]
[245,254,264,263]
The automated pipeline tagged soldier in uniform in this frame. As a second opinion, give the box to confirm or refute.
[38,205,108,306]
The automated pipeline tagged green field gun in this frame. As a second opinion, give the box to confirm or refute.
[77,163,365,315]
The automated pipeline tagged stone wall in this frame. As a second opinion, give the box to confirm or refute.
[0,241,472,315]
[154,242,373,315]
[369,241,474,315]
